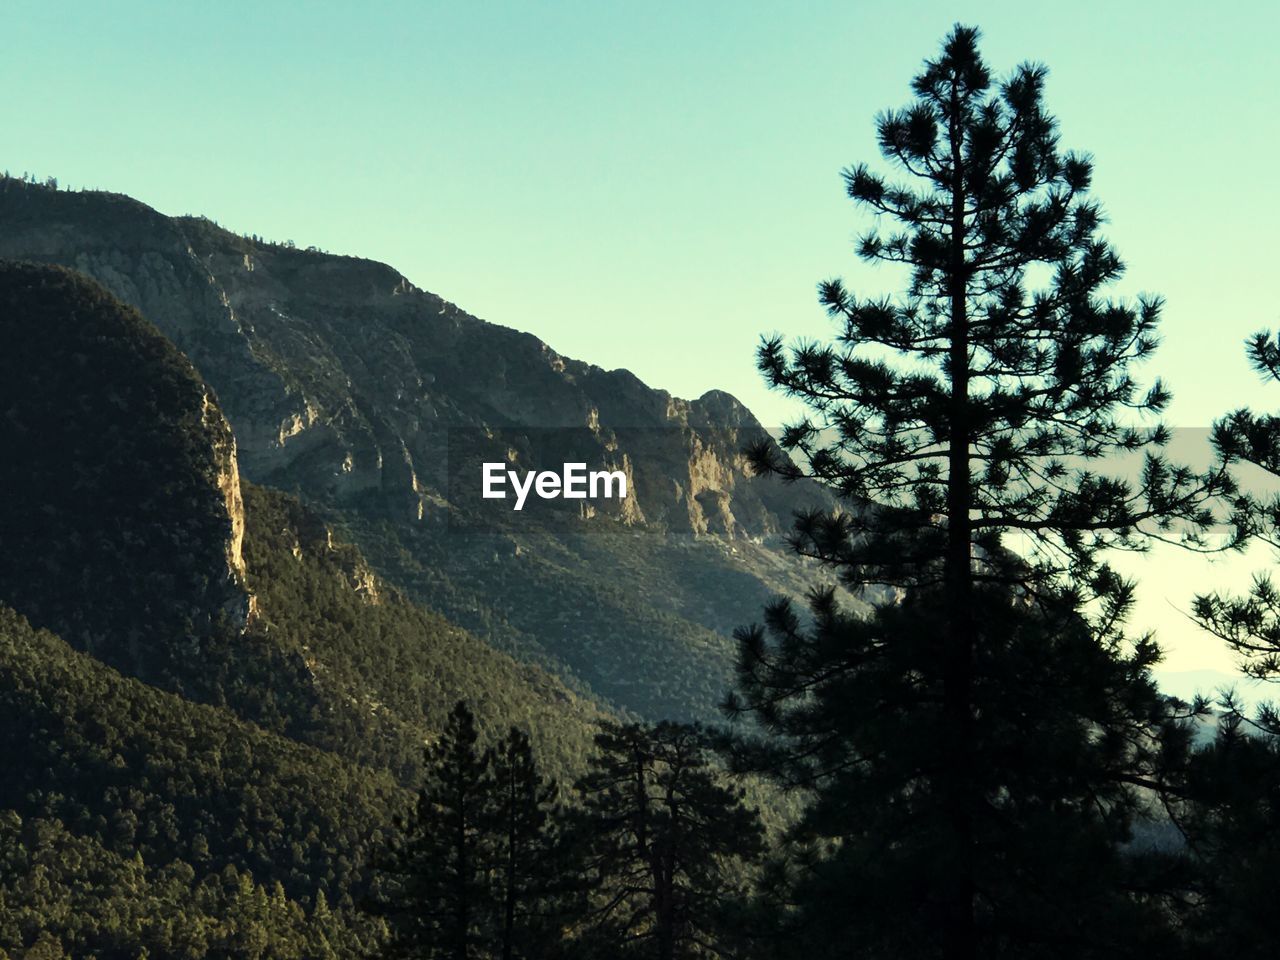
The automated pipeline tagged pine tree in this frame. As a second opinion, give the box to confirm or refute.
[570,722,763,960]
[486,726,569,960]
[1195,330,1280,681]
[729,585,1198,959]
[1182,329,1280,954]
[728,24,1242,959]
[1167,710,1280,960]
[375,701,495,960]
[371,708,571,959]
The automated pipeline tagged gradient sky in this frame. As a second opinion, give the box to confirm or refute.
[4,0,1278,694]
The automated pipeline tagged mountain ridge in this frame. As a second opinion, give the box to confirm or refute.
[0,176,844,721]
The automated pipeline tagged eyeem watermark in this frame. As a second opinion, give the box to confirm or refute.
[444,427,643,532]
[482,462,628,511]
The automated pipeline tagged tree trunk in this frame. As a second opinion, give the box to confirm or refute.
[456,788,471,960]
[654,856,675,960]
[503,785,516,960]
[943,79,977,960]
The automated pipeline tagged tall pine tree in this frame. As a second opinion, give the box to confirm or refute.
[570,722,763,960]
[486,726,570,960]
[371,705,569,959]
[374,701,494,960]
[728,24,1242,960]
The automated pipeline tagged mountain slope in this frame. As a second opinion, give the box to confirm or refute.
[0,258,604,775]
[237,482,607,779]
[0,604,388,958]
[0,176,844,721]
[0,259,250,683]
[0,260,613,956]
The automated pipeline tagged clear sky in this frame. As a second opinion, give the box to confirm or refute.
[3,0,1278,694]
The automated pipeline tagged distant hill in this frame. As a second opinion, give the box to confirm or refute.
[0,175,848,721]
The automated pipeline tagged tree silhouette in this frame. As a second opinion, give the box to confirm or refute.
[370,704,571,959]
[728,583,1199,959]
[1167,710,1280,959]
[374,701,494,959]
[1195,329,1280,683]
[730,24,1241,959]
[571,722,763,960]
[486,726,570,960]
[1181,327,1280,955]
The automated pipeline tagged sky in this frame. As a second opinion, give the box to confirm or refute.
[3,0,1278,695]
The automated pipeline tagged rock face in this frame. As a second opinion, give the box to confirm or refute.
[0,177,840,720]
[0,259,251,680]
[0,178,827,534]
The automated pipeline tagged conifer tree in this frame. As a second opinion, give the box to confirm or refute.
[371,707,570,959]
[1181,329,1280,955]
[376,701,495,960]
[570,722,763,960]
[486,726,569,960]
[727,24,1241,959]
[1195,330,1280,683]
[1169,711,1280,959]
[729,585,1197,959]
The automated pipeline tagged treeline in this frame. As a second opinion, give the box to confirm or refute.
[0,602,761,960]
[0,605,392,959]
[368,693,1280,960]
[367,701,762,960]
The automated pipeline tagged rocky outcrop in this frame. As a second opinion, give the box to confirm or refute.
[201,386,249,585]
[0,259,252,679]
[0,177,830,537]
[0,177,842,721]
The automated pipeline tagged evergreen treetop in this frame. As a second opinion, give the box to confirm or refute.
[748,24,1244,600]
[729,25,1240,960]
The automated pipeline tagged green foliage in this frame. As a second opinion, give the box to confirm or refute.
[346,513,815,723]
[1171,714,1280,959]
[371,702,570,960]
[372,713,765,960]
[0,474,613,957]
[728,26,1235,959]
[0,605,391,957]
[0,260,244,684]
[726,587,1192,958]
[0,809,374,959]
[569,722,763,960]
[239,484,605,782]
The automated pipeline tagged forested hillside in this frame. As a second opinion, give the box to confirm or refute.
[0,177,843,722]
[0,262,612,957]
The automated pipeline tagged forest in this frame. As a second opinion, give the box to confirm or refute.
[5,21,1280,960]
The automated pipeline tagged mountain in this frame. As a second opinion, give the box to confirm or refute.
[0,258,622,956]
[0,256,603,764]
[0,183,823,954]
[0,175,843,721]
[0,260,250,683]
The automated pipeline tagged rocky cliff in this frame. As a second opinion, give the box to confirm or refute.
[0,260,251,681]
[0,177,842,720]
